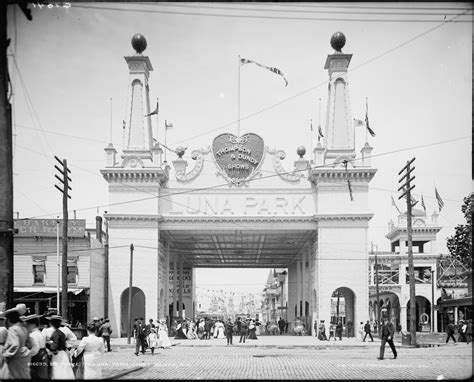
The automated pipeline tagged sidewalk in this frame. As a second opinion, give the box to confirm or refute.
[110,334,384,349]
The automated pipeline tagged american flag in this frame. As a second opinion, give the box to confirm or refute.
[240,57,288,87]
[435,187,444,212]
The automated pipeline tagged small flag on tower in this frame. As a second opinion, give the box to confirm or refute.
[310,119,313,132]
[318,124,324,138]
[391,196,401,213]
[421,195,426,212]
[365,99,376,137]
[122,120,126,129]
[435,187,444,212]
[353,119,365,127]
[165,120,173,130]
[240,57,288,87]
[145,100,159,117]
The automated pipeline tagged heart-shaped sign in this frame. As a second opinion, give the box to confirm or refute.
[212,133,265,186]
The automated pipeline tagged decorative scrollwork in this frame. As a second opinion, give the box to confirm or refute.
[175,147,211,182]
[266,146,303,182]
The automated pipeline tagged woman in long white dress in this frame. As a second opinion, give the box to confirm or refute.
[158,319,172,348]
[73,323,105,379]
[215,320,225,339]
[186,320,198,339]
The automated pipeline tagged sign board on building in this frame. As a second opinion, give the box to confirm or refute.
[169,268,192,296]
[14,219,86,237]
[212,133,264,186]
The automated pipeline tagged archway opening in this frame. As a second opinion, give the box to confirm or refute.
[120,287,146,337]
[331,287,355,337]
[407,296,431,332]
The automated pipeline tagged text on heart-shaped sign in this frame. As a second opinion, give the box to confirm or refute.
[212,133,265,186]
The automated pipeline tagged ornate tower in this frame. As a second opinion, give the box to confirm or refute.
[322,31,355,163]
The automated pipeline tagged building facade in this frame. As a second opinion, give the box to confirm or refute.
[13,218,106,325]
[101,33,376,338]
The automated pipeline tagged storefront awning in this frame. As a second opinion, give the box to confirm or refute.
[14,286,84,295]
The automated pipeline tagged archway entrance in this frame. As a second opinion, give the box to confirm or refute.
[120,287,146,337]
[331,287,355,337]
[407,296,431,332]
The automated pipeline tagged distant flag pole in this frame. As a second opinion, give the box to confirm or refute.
[391,195,401,214]
[164,119,173,162]
[109,98,113,144]
[421,194,426,212]
[435,187,445,212]
[122,119,126,149]
[238,55,241,136]
[310,119,313,156]
[317,97,324,143]
[155,98,159,149]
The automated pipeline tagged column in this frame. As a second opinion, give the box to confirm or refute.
[165,242,170,320]
[296,260,301,318]
[173,252,177,318]
[400,306,407,332]
[178,254,183,319]
[454,306,458,324]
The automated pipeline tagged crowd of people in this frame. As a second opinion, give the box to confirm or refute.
[0,303,111,379]
[132,317,172,355]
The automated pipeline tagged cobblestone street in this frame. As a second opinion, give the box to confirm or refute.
[99,336,472,380]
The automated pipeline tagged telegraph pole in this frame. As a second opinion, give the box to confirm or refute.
[54,156,71,320]
[398,157,417,346]
[373,242,381,336]
[127,243,134,345]
[104,212,109,319]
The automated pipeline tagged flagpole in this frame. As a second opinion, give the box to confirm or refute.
[164,120,167,163]
[110,98,113,144]
[318,97,322,144]
[365,97,369,143]
[238,55,241,137]
[156,98,159,153]
[310,119,313,157]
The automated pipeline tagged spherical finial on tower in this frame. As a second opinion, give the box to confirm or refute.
[131,33,147,54]
[330,32,346,52]
[297,146,306,158]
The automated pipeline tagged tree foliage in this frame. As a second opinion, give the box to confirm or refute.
[446,194,472,270]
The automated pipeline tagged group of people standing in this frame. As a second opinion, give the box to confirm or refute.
[173,317,262,344]
[316,320,344,341]
[0,303,108,379]
[445,319,472,344]
[133,317,171,355]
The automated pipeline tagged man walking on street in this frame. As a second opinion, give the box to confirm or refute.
[445,321,456,344]
[225,318,234,345]
[100,318,112,352]
[134,318,147,355]
[378,318,397,360]
[363,320,374,342]
[278,317,285,335]
[239,319,248,343]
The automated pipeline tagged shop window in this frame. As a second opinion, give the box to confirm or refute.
[67,265,78,285]
[33,264,45,284]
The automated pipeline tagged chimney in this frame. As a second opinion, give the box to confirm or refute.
[96,216,103,243]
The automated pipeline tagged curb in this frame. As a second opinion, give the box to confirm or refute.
[104,366,145,380]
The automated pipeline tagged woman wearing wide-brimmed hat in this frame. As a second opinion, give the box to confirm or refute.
[23,314,49,379]
[1,304,31,379]
[45,315,75,379]
[158,318,172,348]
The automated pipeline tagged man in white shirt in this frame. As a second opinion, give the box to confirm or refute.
[23,314,49,379]
[60,320,77,352]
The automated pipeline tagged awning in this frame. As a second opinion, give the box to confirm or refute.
[14,287,84,295]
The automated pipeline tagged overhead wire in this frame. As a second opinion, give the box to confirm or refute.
[72,3,472,22]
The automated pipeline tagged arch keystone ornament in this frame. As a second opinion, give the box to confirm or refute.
[212,133,264,186]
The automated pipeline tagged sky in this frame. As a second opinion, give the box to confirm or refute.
[7,2,472,293]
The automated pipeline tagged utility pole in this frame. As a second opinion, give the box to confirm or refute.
[127,243,134,345]
[398,157,417,346]
[104,212,109,318]
[373,242,381,336]
[54,156,71,320]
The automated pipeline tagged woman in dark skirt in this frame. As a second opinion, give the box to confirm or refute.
[175,320,188,339]
[23,314,49,379]
[247,320,258,340]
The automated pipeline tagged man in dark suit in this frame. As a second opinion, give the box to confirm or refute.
[378,318,397,360]
[134,318,147,355]
[278,317,285,335]
[363,320,374,342]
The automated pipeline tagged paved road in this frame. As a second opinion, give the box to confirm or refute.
[100,336,472,380]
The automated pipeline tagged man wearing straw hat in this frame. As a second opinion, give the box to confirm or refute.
[22,313,49,379]
[1,303,32,379]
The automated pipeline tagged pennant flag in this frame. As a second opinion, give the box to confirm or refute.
[435,187,444,212]
[421,195,426,212]
[240,57,288,87]
[318,124,324,138]
[145,100,159,117]
[310,119,313,132]
[391,196,401,213]
[353,118,365,127]
[365,99,376,137]
[165,120,173,130]
[122,120,126,129]
[410,195,418,207]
